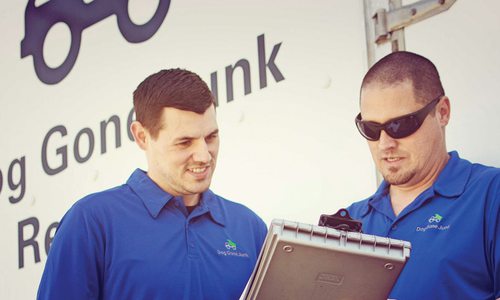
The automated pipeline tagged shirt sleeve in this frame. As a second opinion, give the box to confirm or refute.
[486,172,500,299]
[37,200,104,300]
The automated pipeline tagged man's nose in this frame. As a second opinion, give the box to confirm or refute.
[192,140,212,163]
[377,130,397,150]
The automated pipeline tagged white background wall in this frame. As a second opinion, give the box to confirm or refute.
[0,1,499,299]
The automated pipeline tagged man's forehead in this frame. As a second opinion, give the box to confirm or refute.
[359,81,422,122]
[361,79,414,95]
[159,107,218,137]
[361,81,417,104]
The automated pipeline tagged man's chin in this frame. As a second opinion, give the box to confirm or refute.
[185,181,212,194]
[382,171,414,186]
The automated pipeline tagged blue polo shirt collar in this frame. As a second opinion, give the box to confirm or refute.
[432,151,471,198]
[363,180,390,218]
[127,169,175,218]
[365,151,471,218]
[196,189,226,227]
[127,169,226,226]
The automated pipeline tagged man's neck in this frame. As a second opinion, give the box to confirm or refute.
[182,193,201,207]
[390,187,426,217]
[389,153,450,216]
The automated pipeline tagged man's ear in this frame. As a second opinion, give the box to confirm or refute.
[130,121,148,150]
[437,96,451,127]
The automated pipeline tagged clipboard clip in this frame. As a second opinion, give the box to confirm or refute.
[318,208,363,232]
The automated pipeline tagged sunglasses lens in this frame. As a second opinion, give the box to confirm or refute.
[357,121,380,141]
[386,116,420,139]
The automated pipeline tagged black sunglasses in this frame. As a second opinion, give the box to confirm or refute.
[355,95,443,141]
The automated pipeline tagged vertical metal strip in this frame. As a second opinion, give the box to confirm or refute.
[362,0,391,186]
[389,0,406,51]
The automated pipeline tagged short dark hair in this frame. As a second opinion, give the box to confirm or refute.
[133,68,215,138]
[361,51,445,104]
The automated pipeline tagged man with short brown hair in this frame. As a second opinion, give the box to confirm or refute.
[38,68,267,300]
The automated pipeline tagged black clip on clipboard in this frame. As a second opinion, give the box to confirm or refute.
[318,208,363,232]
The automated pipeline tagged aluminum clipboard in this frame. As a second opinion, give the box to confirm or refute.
[244,219,411,300]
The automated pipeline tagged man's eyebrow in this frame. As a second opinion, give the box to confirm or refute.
[208,129,219,136]
[173,135,194,142]
[173,129,219,142]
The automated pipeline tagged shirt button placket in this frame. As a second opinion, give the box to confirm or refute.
[387,222,398,237]
[186,220,197,259]
[385,217,397,236]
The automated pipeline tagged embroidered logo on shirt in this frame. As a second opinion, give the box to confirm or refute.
[217,239,249,258]
[416,213,450,232]
[225,239,237,250]
[428,213,443,223]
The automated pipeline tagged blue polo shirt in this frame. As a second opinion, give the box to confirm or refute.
[347,151,500,300]
[37,169,267,300]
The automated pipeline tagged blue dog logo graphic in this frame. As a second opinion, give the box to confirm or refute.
[21,0,171,84]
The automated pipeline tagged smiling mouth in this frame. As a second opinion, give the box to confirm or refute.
[187,166,210,175]
[385,157,401,162]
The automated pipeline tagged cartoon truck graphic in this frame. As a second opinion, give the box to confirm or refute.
[225,239,237,251]
[428,214,443,223]
[20,0,171,84]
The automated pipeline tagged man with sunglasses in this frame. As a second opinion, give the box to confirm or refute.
[347,51,499,300]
